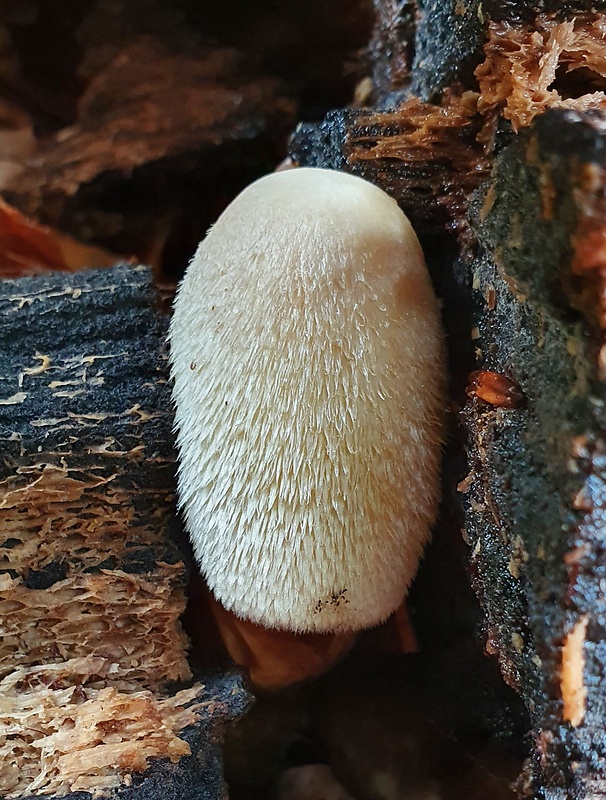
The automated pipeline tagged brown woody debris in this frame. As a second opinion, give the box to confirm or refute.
[0,266,215,797]
[477,15,606,131]
[0,197,120,277]
[4,36,294,225]
[0,198,66,276]
[345,91,490,234]
[0,569,191,687]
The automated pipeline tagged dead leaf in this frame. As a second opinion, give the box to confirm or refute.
[0,198,122,278]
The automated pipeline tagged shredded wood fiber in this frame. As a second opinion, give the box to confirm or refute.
[0,568,190,685]
[348,92,489,233]
[290,91,490,235]
[0,464,178,574]
[0,267,206,797]
[477,14,606,130]
[0,657,205,798]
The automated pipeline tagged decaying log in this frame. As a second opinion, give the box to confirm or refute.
[0,39,294,276]
[0,265,251,798]
[292,3,606,238]
[0,0,371,282]
[290,92,489,236]
[370,0,606,106]
[461,109,606,799]
[291,3,606,798]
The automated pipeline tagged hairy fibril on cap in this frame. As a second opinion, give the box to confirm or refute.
[169,167,444,635]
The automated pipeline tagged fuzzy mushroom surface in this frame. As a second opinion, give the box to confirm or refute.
[169,167,445,635]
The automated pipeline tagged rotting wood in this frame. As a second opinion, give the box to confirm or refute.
[0,264,251,799]
[291,3,606,798]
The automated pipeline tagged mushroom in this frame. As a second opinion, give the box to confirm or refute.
[169,167,445,687]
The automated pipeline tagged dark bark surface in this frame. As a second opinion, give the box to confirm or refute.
[461,109,606,799]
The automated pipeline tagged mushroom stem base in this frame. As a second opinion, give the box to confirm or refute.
[208,596,358,691]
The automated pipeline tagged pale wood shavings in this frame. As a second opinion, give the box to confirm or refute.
[0,657,206,798]
[561,615,589,728]
[0,569,191,686]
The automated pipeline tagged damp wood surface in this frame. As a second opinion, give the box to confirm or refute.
[0,265,187,688]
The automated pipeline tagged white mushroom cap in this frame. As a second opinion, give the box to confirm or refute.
[169,167,445,634]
